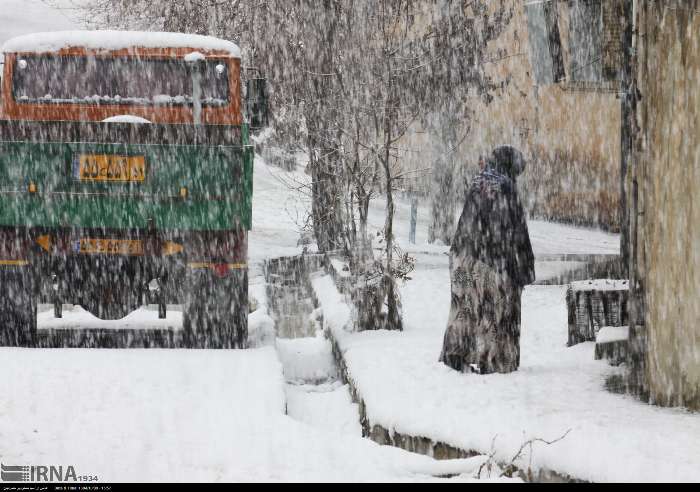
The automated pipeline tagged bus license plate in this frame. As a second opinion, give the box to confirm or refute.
[75,238,144,256]
[73,154,146,182]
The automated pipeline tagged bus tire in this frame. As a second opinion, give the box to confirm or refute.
[183,269,248,349]
[0,270,37,347]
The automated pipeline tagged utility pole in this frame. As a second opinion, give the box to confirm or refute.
[619,0,636,278]
[409,195,418,245]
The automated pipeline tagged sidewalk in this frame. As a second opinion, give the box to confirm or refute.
[314,259,700,482]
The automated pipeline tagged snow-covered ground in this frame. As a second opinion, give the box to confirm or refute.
[0,347,509,482]
[315,265,700,483]
[37,304,183,331]
[278,337,362,438]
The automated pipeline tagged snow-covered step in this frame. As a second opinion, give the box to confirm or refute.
[566,280,630,346]
[595,326,630,366]
[277,337,339,385]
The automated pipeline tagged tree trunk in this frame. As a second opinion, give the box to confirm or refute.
[306,0,345,254]
[428,156,456,245]
[428,108,461,245]
[307,131,342,253]
[380,73,402,332]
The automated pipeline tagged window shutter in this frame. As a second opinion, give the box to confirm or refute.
[525,1,565,85]
[569,0,626,84]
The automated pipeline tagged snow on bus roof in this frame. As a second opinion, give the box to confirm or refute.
[1,31,241,58]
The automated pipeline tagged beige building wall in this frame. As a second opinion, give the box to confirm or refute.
[399,0,622,230]
[475,0,622,230]
[631,2,700,410]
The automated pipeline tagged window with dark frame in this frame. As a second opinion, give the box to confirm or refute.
[12,55,230,106]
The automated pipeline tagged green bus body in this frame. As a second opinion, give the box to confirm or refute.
[0,126,254,232]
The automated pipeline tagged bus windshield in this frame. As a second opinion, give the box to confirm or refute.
[12,55,229,107]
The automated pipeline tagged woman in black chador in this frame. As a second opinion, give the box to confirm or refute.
[440,146,535,374]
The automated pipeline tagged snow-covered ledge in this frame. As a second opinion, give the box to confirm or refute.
[313,270,700,483]
[310,274,585,482]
